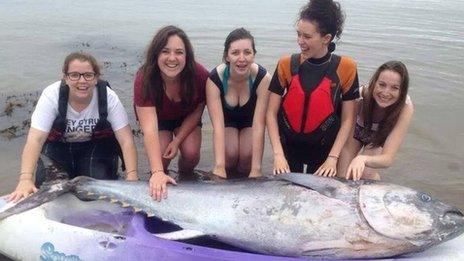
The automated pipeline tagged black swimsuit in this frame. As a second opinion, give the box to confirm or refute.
[353,115,379,146]
[209,65,266,130]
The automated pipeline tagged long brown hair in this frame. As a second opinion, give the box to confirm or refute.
[362,61,409,147]
[140,25,196,108]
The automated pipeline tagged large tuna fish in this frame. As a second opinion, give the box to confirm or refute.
[3,171,463,259]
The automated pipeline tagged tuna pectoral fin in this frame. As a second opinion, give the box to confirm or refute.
[155,229,205,240]
[279,173,352,199]
[0,196,16,214]
[0,179,72,220]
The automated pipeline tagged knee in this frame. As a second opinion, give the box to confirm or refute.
[90,163,118,180]
[180,147,200,165]
[238,153,252,172]
[225,151,239,169]
[85,157,119,180]
[162,158,172,170]
[362,169,380,181]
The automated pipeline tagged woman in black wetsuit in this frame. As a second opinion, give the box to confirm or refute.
[267,0,360,175]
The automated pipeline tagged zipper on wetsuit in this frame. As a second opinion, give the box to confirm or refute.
[299,91,311,133]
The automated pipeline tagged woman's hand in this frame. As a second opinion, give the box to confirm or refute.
[273,153,290,175]
[7,179,38,203]
[315,156,338,177]
[346,155,367,181]
[149,171,177,201]
[163,140,180,159]
[212,165,227,179]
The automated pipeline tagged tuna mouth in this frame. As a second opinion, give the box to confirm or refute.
[444,207,464,221]
[441,208,464,237]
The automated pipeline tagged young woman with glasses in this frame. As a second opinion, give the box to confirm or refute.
[8,51,138,203]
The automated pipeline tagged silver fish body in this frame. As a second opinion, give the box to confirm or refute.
[70,174,464,259]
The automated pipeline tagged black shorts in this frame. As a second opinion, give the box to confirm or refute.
[35,137,120,187]
[158,118,202,132]
[224,118,252,130]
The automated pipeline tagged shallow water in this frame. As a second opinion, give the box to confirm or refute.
[0,0,463,211]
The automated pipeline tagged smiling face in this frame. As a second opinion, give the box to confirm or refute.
[373,69,402,108]
[225,38,255,76]
[296,19,331,59]
[157,35,186,81]
[64,59,97,103]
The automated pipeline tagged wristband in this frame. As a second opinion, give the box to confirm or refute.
[150,169,164,175]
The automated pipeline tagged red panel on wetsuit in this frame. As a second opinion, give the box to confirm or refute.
[304,77,334,133]
[282,75,305,132]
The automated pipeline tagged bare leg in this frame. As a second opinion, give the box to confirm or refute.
[360,146,382,180]
[158,130,173,170]
[338,136,362,179]
[224,127,239,174]
[237,127,253,175]
[176,127,201,174]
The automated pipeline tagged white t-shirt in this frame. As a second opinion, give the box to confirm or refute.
[31,81,129,142]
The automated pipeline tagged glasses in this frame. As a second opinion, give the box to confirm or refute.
[66,72,96,81]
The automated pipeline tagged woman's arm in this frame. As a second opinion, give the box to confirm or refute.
[8,128,49,202]
[206,78,227,178]
[136,106,176,201]
[162,102,205,159]
[315,99,357,177]
[337,100,363,178]
[113,125,138,180]
[266,92,290,174]
[249,73,271,178]
[346,102,414,180]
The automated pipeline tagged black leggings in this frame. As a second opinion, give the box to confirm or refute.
[35,138,120,187]
[281,137,331,174]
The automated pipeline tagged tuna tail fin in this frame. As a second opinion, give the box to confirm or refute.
[0,178,73,220]
[279,173,354,200]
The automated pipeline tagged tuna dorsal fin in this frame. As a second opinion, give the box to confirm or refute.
[279,173,353,199]
[155,229,205,240]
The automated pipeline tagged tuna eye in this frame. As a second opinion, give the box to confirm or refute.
[421,194,431,202]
